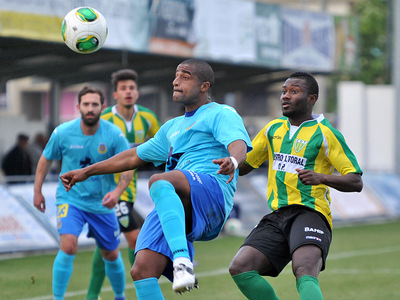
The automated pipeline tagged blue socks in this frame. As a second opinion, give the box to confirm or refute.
[103,253,125,298]
[53,250,75,299]
[150,180,190,260]
[134,277,164,299]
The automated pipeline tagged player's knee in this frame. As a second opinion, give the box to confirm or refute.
[148,173,165,188]
[101,249,120,261]
[130,262,144,281]
[229,257,248,276]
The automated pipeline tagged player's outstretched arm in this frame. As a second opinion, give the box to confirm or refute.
[60,148,144,191]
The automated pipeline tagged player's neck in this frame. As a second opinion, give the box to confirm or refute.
[81,121,100,135]
[117,104,135,121]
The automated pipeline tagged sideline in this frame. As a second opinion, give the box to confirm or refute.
[18,245,400,300]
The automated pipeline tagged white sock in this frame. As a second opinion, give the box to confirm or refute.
[173,257,193,269]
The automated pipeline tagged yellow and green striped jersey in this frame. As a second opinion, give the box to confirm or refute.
[101,104,161,203]
[246,114,362,228]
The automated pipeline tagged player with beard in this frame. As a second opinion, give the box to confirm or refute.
[33,86,132,300]
[86,69,161,300]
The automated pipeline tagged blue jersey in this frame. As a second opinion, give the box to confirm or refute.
[43,118,130,214]
[137,102,252,216]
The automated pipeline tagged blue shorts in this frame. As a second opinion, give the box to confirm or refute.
[56,203,120,251]
[135,170,225,281]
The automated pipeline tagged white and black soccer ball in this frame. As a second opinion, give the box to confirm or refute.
[61,7,107,54]
[223,218,243,236]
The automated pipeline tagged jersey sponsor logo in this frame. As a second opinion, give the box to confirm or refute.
[166,147,183,171]
[80,157,92,168]
[273,152,306,173]
[294,139,308,153]
[186,121,197,130]
[119,216,129,228]
[98,143,107,154]
[304,226,324,235]
[306,235,322,242]
[187,170,203,184]
[70,144,84,149]
[135,130,145,141]
[170,130,180,139]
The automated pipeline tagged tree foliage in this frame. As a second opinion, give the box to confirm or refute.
[352,0,390,84]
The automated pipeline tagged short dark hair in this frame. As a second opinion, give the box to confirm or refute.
[17,133,29,142]
[288,71,319,98]
[78,86,105,105]
[180,58,215,88]
[111,69,139,91]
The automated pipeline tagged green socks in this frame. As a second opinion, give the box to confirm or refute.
[232,270,279,300]
[128,247,135,266]
[296,275,323,300]
[86,247,106,300]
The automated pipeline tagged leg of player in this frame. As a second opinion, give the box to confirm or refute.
[292,245,324,300]
[101,248,126,300]
[86,247,106,300]
[131,249,170,299]
[148,178,197,293]
[229,246,280,300]
[124,228,140,266]
[53,234,78,300]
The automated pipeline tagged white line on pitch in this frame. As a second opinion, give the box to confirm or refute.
[18,245,400,300]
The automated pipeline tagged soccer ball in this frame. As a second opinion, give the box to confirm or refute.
[223,218,243,236]
[61,7,108,54]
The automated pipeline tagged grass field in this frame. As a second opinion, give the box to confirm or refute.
[1,220,399,300]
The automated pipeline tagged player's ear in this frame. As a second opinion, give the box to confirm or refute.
[308,94,317,106]
[201,81,210,93]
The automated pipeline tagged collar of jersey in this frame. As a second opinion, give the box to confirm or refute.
[185,108,199,117]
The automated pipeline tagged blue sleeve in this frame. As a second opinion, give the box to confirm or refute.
[213,106,252,153]
[137,121,171,166]
[42,127,62,161]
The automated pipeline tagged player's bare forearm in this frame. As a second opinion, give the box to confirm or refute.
[86,148,142,176]
[33,155,53,212]
[296,168,363,192]
[213,140,247,183]
[114,170,133,197]
[227,140,248,168]
[61,148,144,190]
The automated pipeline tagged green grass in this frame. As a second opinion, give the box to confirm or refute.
[1,221,400,300]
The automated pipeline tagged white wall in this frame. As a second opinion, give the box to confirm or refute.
[338,82,395,172]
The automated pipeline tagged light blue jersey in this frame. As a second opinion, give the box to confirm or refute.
[43,118,130,214]
[137,102,252,216]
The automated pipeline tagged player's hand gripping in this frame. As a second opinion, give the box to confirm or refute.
[60,169,89,191]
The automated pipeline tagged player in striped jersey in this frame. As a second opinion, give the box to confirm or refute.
[86,69,161,300]
[229,71,363,299]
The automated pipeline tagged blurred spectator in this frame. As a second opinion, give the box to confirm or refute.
[1,133,32,182]
[28,133,47,173]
